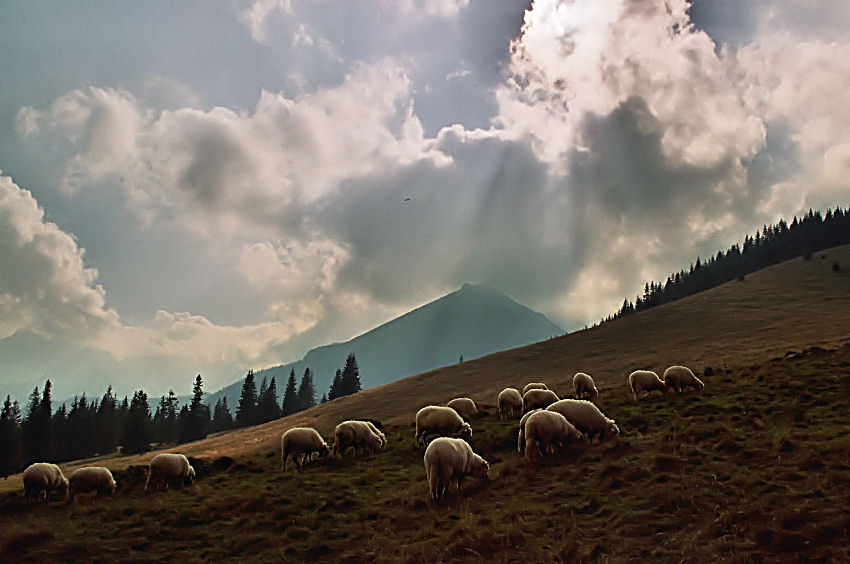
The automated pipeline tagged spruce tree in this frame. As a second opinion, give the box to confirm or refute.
[328,369,342,401]
[97,386,119,455]
[340,353,362,397]
[236,370,258,427]
[281,369,299,416]
[257,376,281,423]
[186,374,210,442]
[0,395,23,478]
[297,368,316,411]
[123,390,152,454]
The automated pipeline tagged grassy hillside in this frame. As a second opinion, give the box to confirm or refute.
[1,344,849,561]
[1,244,849,561]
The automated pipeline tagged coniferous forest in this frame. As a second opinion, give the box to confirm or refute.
[0,354,362,479]
[602,207,850,324]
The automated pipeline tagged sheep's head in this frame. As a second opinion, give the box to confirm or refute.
[472,456,490,479]
[696,379,705,392]
[318,443,331,458]
[605,421,620,440]
[458,422,473,442]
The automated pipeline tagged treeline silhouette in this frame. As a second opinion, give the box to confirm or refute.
[0,354,363,478]
[602,207,849,325]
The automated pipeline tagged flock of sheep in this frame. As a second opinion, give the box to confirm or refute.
[19,366,704,506]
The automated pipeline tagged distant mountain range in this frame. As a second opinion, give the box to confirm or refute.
[205,283,562,410]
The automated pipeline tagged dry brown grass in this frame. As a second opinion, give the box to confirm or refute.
[2,244,849,493]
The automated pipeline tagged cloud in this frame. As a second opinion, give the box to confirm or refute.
[0,174,119,341]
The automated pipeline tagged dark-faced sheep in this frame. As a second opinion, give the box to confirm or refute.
[415,406,472,447]
[281,427,330,471]
[498,388,523,421]
[522,382,548,395]
[423,437,489,502]
[145,453,196,491]
[628,370,666,401]
[523,410,584,461]
[546,399,619,443]
[446,397,478,420]
[522,388,559,414]
[69,467,116,503]
[22,462,68,504]
[572,372,599,400]
[664,365,705,394]
[334,420,386,459]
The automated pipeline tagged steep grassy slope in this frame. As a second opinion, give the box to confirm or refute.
[1,244,848,491]
[2,345,849,561]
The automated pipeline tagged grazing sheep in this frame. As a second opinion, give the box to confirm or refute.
[280,427,331,471]
[517,408,542,454]
[628,370,666,401]
[359,420,387,448]
[22,462,68,504]
[523,411,584,461]
[68,467,116,503]
[546,399,619,443]
[498,388,523,421]
[447,397,479,420]
[572,372,599,400]
[522,382,549,395]
[415,406,472,447]
[522,388,560,414]
[334,420,386,459]
[664,365,705,394]
[145,453,196,491]
[423,437,489,502]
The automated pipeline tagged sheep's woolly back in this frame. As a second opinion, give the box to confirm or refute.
[573,372,599,399]
[498,388,523,420]
[415,406,469,446]
[663,365,705,393]
[522,388,560,413]
[522,382,548,395]
[423,437,489,502]
[447,397,478,420]
[547,399,618,442]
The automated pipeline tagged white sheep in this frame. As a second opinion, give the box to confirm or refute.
[546,399,619,443]
[572,372,599,400]
[334,420,386,459]
[145,453,196,491]
[664,365,705,394]
[522,388,560,413]
[280,427,331,471]
[414,406,472,447]
[628,370,666,401]
[423,437,489,502]
[22,462,68,504]
[517,408,542,454]
[523,410,584,461]
[360,420,387,449]
[498,388,523,421]
[446,397,479,420]
[522,382,549,395]
[68,466,116,503]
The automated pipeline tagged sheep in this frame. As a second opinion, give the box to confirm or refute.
[280,427,331,471]
[68,466,116,503]
[423,437,489,502]
[572,372,599,400]
[145,453,196,491]
[22,462,68,504]
[546,399,619,443]
[498,387,523,421]
[664,365,705,394]
[334,420,386,459]
[359,420,387,448]
[523,410,584,461]
[628,370,666,401]
[522,382,549,395]
[522,388,560,414]
[447,397,478,420]
[414,406,472,447]
[517,408,542,454]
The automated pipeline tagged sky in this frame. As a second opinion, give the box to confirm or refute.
[2,0,850,403]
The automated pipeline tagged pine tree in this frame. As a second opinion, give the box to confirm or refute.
[340,353,362,397]
[236,370,258,427]
[212,397,234,432]
[297,368,316,411]
[257,376,281,423]
[281,369,299,416]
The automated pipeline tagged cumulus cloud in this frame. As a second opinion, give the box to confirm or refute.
[0,174,119,340]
